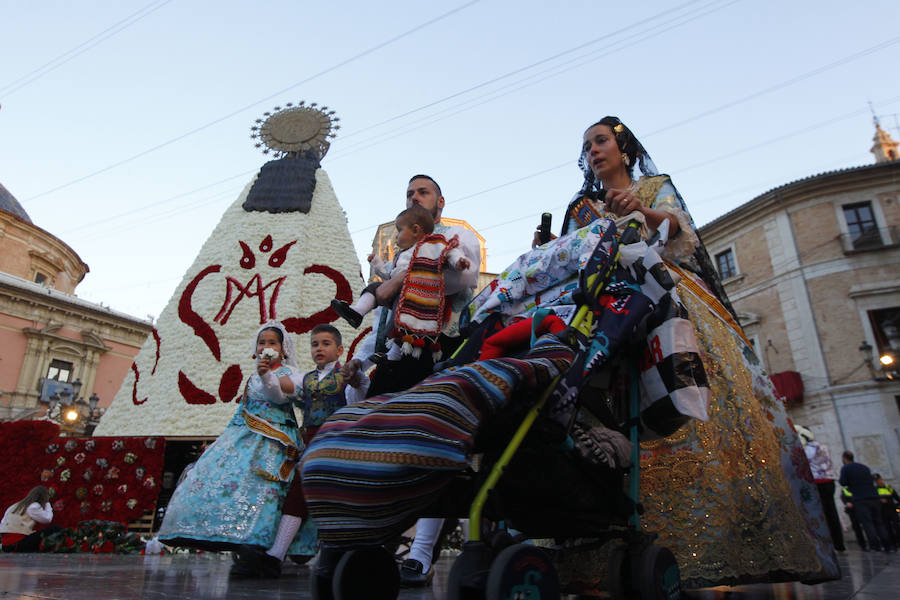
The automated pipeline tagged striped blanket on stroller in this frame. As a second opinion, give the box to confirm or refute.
[301,335,574,546]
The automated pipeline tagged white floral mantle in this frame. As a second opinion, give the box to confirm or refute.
[96,170,370,437]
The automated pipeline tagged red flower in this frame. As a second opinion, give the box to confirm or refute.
[64,536,75,549]
[80,542,90,552]
[99,540,115,554]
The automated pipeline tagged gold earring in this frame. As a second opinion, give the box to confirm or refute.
[621,153,630,167]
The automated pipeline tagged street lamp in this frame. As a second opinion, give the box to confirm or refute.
[88,393,100,419]
[859,340,898,381]
[859,341,874,365]
[47,392,60,418]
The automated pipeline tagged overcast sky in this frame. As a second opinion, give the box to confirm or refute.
[2,0,898,320]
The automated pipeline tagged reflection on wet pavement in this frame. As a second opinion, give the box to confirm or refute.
[0,545,894,599]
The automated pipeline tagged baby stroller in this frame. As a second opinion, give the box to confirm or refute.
[309,218,708,600]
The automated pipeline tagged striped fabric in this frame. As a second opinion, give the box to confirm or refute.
[301,335,574,546]
[395,233,458,336]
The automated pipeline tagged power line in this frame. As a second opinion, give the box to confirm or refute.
[36,7,896,243]
[643,34,900,138]
[328,0,738,162]
[341,34,900,234]
[59,170,254,235]
[0,0,174,97]
[41,0,733,237]
[22,1,480,203]
[337,0,712,142]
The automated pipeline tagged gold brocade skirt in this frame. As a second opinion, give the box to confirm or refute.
[556,268,840,589]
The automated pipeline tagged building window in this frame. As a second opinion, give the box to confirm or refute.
[47,360,73,382]
[843,201,881,250]
[716,249,737,280]
[34,273,47,284]
[868,307,900,365]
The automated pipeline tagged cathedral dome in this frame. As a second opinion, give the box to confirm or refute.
[0,182,32,223]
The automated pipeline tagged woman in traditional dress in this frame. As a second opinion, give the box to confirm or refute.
[552,116,839,587]
[157,321,307,558]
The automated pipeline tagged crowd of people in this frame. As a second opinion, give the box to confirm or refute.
[7,117,882,590]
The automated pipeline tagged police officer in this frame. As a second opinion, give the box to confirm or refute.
[874,474,900,548]
[840,486,868,551]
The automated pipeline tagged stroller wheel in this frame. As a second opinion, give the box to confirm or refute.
[311,574,335,600]
[607,545,634,600]
[637,544,680,600]
[332,547,399,600]
[485,544,560,600]
[447,541,492,600]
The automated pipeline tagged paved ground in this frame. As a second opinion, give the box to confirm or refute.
[0,545,895,599]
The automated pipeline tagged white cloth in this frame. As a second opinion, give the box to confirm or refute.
[0,502,52,536]
[370,247,413,281]
[804,440,836,481]
[258,369,293,405]
[434,224,479,298]
[409,517,443,571]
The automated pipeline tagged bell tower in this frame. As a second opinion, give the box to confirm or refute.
[870,116,899,163]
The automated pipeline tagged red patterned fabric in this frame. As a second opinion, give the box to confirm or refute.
[0,421,165,527]
[769,370,804,405]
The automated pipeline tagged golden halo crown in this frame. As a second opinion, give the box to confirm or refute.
[250,101,339,160]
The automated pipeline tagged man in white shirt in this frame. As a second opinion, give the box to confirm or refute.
[345,174,481,393]
[342,174,481,587]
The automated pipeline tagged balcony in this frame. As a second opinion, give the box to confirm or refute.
[840,226,900,254]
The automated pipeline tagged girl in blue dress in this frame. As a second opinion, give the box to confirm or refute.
[157,321,304,552]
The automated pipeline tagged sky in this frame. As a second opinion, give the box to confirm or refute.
[2,0,899,321]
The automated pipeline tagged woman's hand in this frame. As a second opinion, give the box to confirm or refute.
[532,227,558,248]
[257,357,271,376]
[604,188,643,217]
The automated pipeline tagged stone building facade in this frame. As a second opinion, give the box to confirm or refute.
[699,124,900,483]
[0,183,152,433]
